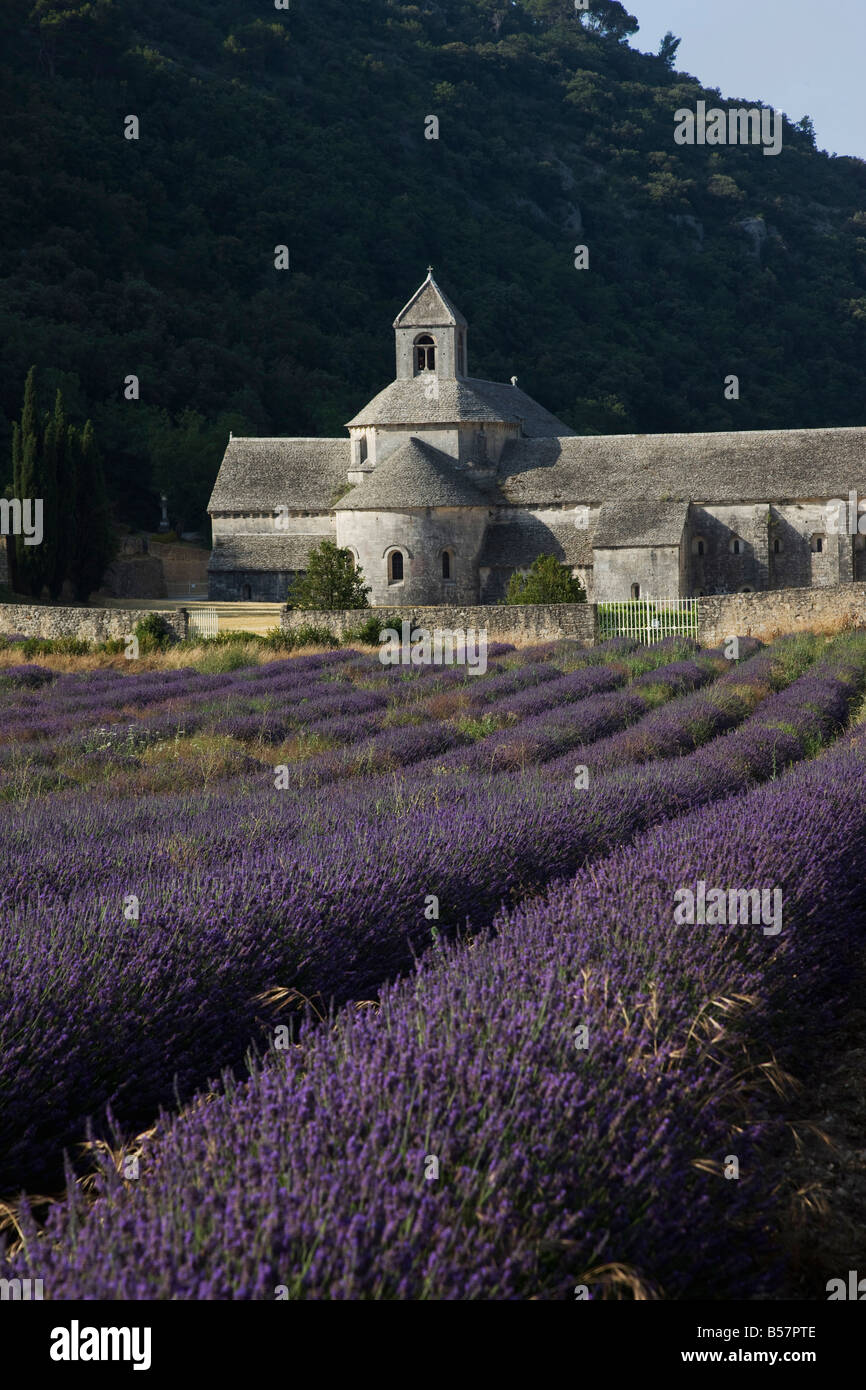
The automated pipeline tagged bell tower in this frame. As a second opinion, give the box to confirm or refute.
[393,268,468,383]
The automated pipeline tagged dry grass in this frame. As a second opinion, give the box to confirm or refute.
[0,642,340,675]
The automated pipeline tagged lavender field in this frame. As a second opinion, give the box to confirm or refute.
[2,627,866,1299]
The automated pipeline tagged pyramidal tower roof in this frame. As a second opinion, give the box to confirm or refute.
[335,437,491,511]
[393,268,467,329]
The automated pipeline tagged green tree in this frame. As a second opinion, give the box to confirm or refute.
[287,540,371,611]
[41,389,65,598]
[7,424,23,595]
[12,368,42,597]
[658,32,682,68]
[50,390,76,599]
[149,409,248,536]
[223,21,291,72]
[583,1,639,41]
[9,370,115,599]
[505,554,586,604]
[29,0,125,78]
[68,418,116,600]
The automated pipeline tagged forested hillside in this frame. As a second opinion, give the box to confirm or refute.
[2,0,866,532]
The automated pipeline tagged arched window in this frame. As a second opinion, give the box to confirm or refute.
[729,536,743,556]
[740,586,753,594]
[414,334,436,372]
[631,582,641,600]
[773,537,782,554]
[242,584,252,601]
[442,550,452,580]
[359,437,367,464]
[811,533,825,554]
[691,535,706,557]
[388,550,404,584]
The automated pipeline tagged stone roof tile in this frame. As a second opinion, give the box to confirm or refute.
[393,272,467,328]
[335,437,494,511]
[208,535,318,572]
[345,377,575,435]
[593,500,689,548]
[499,428,866,506]
[207,439,350,513]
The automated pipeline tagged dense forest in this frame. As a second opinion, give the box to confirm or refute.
[2,0,866,534]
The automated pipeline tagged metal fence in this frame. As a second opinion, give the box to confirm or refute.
[187,609,219,639]
[597,598,699,645]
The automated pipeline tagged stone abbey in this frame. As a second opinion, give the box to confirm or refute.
[208,271,866,605]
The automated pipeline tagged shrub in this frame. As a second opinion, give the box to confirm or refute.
[193,644,261,674]
[17,636,92,656]
[198,630,265,647]
[291,623,341,649]
[504,554,586,605]
[286,541,371,611]
[134,613,177,653]
[51,635,93,656]
[0,663,55,689]
[261,627,295,651]
[342,612,402,646]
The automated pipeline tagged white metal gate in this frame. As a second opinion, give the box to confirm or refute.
[188,609,219,639]
[597,598,698,645]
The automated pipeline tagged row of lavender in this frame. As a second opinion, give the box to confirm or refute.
[0,634,859,1194]
[0,638,678,784]
[0,641,720,1190]
[7,704,866,1297]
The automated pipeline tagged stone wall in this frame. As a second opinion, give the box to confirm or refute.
[696,583,866,646]
[282,602,597,645]
[285,585,866,650]
[209,570,296,603]
[0,604,188,642]
[99,555,168,600]
[150,541,210,595]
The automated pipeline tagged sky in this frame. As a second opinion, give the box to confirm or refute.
[629,0,866,160]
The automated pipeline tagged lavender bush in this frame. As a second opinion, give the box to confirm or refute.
[7,721,866,1299]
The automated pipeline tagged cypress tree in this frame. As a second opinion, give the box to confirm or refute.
[15,369,40,596]
[6,421,21,593]
[13,369,40,592]
[70,420,115,600]
[39,390,62,599]
[46,390,70,599]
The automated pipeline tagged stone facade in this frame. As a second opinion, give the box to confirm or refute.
[0,604,188,642]
[208,272,866,608]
